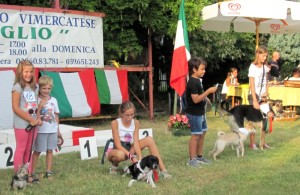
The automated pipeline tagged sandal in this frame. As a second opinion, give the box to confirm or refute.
[45,171,54,178]
[27,174,39,183]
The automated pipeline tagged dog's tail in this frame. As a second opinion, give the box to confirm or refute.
[217,131,226,137]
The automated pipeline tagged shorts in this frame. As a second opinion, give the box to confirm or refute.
[34,132,58,152]
[114,141,132,151]
[186,114,208,135]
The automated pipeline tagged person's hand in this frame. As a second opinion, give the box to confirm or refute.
[128,153,138,163]
[253,101,260,109]
[37,118,43,126]
[38,99,47,108]
[208,87,218,94]
[205,97,211,105]
[29,119,39,126]
[58,131,62,139]
[267,111,274,118]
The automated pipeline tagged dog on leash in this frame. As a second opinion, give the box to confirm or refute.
[123,155,159,188]
[218,99,279,150]
[209,122,256,160]
[11,163,28,190]
[268,99,284,117]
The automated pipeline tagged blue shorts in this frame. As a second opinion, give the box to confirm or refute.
[186,114,208,135]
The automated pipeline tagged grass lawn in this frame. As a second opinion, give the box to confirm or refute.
[1,111,300,195]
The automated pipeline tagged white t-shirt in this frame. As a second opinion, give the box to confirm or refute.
[38,97,60,133]
[287,77,300,81]
[116,118,135,143]
[248,63,269,97]
[221,76,237,94]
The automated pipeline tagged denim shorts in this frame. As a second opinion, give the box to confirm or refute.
[186,114,208,135]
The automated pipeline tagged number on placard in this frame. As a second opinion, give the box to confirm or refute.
[5,147,14,167]
[142,130,149,137]
[84,140,91,158]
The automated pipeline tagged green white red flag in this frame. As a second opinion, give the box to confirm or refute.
[170,0,191,97]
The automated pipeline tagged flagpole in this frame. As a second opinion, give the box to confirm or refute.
[173,93,178,115]
[170,0,190,115]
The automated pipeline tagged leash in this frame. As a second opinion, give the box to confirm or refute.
[136,160,145,173]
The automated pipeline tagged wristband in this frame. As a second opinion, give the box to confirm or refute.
[128,153,135,162]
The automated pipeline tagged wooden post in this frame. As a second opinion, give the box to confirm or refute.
[148,28,154,120]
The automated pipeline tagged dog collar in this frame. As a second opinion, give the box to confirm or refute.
[136,160,145,173]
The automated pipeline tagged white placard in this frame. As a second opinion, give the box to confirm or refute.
[138,128,153,139]
[0,143,16,169]
[79,137,98,160]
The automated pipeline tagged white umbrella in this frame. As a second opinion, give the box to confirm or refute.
[201,0,300,48]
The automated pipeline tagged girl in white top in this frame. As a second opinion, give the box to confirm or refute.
[108,101,171,178]
[221,67,239,101]
[248,45,273,150]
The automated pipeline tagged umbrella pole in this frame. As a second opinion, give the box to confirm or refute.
[255,21,260,49]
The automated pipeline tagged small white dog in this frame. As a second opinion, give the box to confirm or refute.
[209,123,256,160]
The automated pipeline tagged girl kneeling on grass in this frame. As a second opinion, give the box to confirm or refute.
[107,101,171,178]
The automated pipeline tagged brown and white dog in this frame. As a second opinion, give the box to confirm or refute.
[209,122,256,160]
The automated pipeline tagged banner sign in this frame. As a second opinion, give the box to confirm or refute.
[0,8,104,68]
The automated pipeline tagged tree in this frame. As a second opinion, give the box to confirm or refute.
[268,34,300,79]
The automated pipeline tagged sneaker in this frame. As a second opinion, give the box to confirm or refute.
[250,144,259,150]
[160,170,172,178]
[187,158,202,168]
[196,156,211,164]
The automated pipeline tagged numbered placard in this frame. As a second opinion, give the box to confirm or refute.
[79,137,98,160]
[0,143,16,169]
[138,128,153,139]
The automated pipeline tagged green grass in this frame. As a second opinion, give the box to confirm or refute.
[1,111,300,195]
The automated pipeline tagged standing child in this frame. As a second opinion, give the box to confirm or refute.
[248,45,273,150]
[31,75,60,180]
[185,57,217,167]
[12,60,41,181]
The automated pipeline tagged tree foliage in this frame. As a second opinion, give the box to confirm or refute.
[0,0,258,82]
[268,34,300,79]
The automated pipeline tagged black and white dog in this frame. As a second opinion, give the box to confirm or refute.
[219,100,275,134]
[123,155,159,188]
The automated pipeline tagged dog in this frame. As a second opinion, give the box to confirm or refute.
[11,163,28,190]
[218,99,278,150]
[209,122,256,160]
[268,99,284,117]
[123,155,159,188]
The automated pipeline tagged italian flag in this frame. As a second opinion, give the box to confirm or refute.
[170,0,191,97]
[94,69,129,104]
[41,69,100,118]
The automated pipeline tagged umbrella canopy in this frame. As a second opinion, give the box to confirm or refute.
[201,0,300,48]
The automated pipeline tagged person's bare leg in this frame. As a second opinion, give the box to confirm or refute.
[189,134,200,159]
[196,132,206,156]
